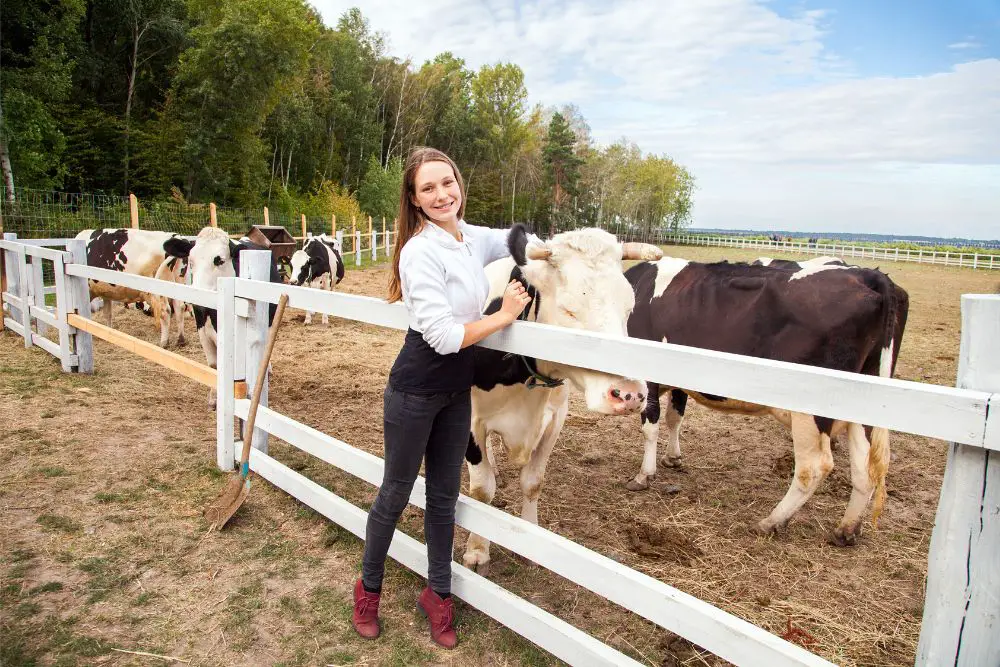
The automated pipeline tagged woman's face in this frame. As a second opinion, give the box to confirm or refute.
[411,160,462,226]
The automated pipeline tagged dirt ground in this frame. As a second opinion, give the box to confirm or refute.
[2,246,997,666]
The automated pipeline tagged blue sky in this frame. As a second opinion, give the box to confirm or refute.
[312,1,999,239]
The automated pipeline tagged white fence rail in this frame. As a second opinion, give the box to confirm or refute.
[660,233,1000,270]
[2,237,999,666]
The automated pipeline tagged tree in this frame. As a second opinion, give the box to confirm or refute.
[357,155,402,220]
[543,112,583,213]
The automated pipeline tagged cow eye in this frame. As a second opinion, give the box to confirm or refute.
[213,256,224,266]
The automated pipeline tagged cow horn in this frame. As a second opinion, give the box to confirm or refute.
[526,244,552,261]
[621,242,663,261]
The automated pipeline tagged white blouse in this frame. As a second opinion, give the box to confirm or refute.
[399,220,517,355]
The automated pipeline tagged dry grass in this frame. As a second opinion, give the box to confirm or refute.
[2,248,996,666]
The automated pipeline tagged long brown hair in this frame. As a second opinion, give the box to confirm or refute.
[387,146,467,302]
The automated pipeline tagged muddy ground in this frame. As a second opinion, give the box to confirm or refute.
[2,245,996,666]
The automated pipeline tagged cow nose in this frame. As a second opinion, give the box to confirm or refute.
[611,389,621,399]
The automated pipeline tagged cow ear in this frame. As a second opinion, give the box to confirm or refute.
[163,237,194,259]
[508,223,531,266]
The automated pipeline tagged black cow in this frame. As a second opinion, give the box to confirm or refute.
[75,228,188,347]
[163,226,282,406]
[624,257,908,546]
[288,234,345,325]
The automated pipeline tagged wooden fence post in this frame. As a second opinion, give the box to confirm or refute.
[301,214,307,241]
[331,213,336,237]
[129,193,139,229]
[382,216,386,250]
[351,215,357,257]
[916,294,1000,666]
[210,203,218,227]
[216,276,236,471]
[241,250,272,455]
[66,239,94,373]
[264,206,270,226]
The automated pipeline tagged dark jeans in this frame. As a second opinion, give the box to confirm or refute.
[361,385,471,595]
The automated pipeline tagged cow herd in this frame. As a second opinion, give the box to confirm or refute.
[74,223,909,563]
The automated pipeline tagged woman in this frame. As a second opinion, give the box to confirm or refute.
[352,147,532,648]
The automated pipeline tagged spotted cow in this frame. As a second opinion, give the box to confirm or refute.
[624,257,908,546]
[288,234,345,325]
[163,226,282,406]
[461,225,662,573]
[75,228,188,347]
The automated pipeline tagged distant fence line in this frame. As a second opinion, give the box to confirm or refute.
[657,232,1000,271]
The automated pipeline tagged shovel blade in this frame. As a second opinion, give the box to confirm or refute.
[204,475,251,530]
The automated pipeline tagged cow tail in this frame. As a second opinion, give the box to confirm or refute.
[868,271,897,527]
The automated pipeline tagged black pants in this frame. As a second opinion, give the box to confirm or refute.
[361,385,471,595]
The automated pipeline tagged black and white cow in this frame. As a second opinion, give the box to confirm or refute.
[288,234,345,325]
[624,257,908,546]
[752,255,847,270]
[163,226,282,406]
[460,225,663,573]
[76,228,188,347]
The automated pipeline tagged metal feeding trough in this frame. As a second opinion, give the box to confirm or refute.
[245,225,296,267]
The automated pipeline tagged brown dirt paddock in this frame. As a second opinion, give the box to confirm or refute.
[2,245,996,666]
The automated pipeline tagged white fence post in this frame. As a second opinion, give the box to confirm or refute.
[355,230,361,267]
[30,255,48,337]
[53,252,73,372]
[241,250,271,454]
[916,294,1000,666]
[66,240,94,373]
[371,230,377,261]
[2,233,22,327]
[16,243,31,348]
[335,229,343,252]
[216,276,236,471]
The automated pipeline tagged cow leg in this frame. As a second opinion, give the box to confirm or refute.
[757,412,834,534]
[628,383,662,491]
[660,389,686,468]
[831,422,874,546]
[463,425,496,575]
[200,322,218,408]
[155,297,170,348]
[519,397,569,527]
[321,275,330,325]
[172,298,186,347]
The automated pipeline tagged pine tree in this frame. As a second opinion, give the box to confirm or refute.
[543,112,582,213]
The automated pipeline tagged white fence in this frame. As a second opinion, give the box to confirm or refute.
[660,232,1000,270]
[2,237,999,666]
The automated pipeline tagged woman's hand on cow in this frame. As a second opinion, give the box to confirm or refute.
[500,279,531,321]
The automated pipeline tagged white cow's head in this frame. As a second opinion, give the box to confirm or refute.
[164,227,237,290]
[497,225,662,415]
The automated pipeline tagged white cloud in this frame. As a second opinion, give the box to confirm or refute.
[311,1,1000,238]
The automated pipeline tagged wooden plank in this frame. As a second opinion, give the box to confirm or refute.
[64,263,218,308]
[4,316,25,336]
[67,313,216,387]
[30,255,47,336]
[16,245,31,348]
[216,277,237,471]
[30,332,60,358]
[238,401,832,667]
[232,279,995,448]
[0,241,73,262]
[66,240,94,373]
[17,238,75,247]
[129,194,139,228]
[209,202,217,227]
[27,304,61,330]
[245,448,644,667]
[917,295,1000,666]
[2,291,23,310]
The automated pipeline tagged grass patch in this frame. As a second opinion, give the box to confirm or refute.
[36,513,80,534]
[14,601,42,619]
[37,466,69,477]
[223,580,265,650]
[40,410,57,418]
[93,488,143,504]
[387,635,435,667]
[28,581,64,595]
[77,557,129,603]
[321,523,347,548]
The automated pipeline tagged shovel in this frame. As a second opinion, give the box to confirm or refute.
[205,293,289,531]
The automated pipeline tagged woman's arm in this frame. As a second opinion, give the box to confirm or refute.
[459,280,531,349]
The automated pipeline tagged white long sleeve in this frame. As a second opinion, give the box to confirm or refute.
[398,240,467,355]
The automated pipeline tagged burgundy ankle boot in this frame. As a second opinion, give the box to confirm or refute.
[352,579,381,639]
[417,586,457,649]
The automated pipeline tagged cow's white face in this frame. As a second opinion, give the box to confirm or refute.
[511,227,651,415]
[187,227,236,290]
[289,249,310,286]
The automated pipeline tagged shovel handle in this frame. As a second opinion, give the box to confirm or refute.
[238,293,289,474]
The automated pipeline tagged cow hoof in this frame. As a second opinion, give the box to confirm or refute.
[462,552,490,576]
[829,525,862,547]
[625,478,651,491]
[177,337,187,348]
[661,456,683,468]
[755,519,787,536]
